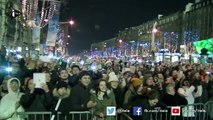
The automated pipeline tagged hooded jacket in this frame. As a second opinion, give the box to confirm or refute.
[0,78,24,120]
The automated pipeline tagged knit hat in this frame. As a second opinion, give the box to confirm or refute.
[56,81,68,90]
[78,71,91,80]
[108,72,119,83]
[131,78,142,87]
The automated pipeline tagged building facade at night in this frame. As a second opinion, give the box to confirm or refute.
[0,0,66,57]
[91,0,213,58]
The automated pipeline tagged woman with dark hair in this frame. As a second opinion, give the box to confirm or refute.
[90,79,116,120]
[20,78,52,112]
[20,78,53,120]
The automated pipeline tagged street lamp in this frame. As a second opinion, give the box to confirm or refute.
[59,20,75,25]
[151,22,158,51]
[56,20,75,56]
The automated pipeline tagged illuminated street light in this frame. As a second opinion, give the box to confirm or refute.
[69,20,74,25]
[59,20,75,25]
[119,39,122,43]
[152,28,158,33]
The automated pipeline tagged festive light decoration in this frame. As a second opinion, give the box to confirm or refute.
[164,32,179,45]
[21,0,56,28]
[183,30,200,43]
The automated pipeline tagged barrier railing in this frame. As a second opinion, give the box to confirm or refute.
[16,102,213,120]
[205,101,213,120]
[17,111,91,120]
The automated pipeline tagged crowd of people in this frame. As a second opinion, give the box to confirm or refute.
[0,53,212,120]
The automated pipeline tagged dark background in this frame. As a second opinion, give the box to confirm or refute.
[60,0,194,54]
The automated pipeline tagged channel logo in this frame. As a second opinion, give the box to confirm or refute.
[133,106,142,116]
[171,106,180,116]
[106,106,116,116]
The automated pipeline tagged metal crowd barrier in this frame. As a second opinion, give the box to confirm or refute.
[205,101,213,120]
[17,102,213,120]
[17,111,133,120]
[17,111,91,120]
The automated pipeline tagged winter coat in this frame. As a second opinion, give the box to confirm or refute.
[51,87,71,120]
[178,86,196,117]
[162,93,187,106]
[162,93,187,120]
[68,74,79,87]
[0,78,24,120]
[69,83,92,120]
[123,85,137,108]
[70,83,92,111]
[52,88,71,114]
[130,95,155,120]
[112,88,125,109]
[20,89,53,111]
[90,90,116,120]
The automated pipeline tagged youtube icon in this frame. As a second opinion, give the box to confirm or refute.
[171,107,180,116]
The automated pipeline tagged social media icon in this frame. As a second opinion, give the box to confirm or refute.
[133,106,142,116]
[107,106,116,116]
[171,106,180,116]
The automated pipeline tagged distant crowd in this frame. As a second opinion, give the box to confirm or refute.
[0,53,213,120]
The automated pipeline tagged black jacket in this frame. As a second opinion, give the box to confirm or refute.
[162,93,187,106]
[70,82,92,111]
[112,87,125,109]
[130,95,155,120]
[162,93,187,120]
[20,89,53,111]
[68,74,79,87]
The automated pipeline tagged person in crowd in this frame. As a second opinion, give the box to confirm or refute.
[120,70,132,89]
[21,77,31,91]
[162,84,187,120]
[143,74,159,90]
[19,78,53,120]
[162,84,187,106]
[190,71,204,103]
[20,78,52,111]
[58,68,70,84]
[108,72,124,110]
[69,65,81,87]
[52,81,71,119]
[178,79,196,118]
[0,77,24,120]
[131,89,161,120]
[24,59,38,75]
[90,79,116,120]
[0,76,11,99]
[124,78,142,109]
[69,71,96,119]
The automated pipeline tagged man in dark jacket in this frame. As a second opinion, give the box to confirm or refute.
[131,90,161,120]
[162,84,187,120]
[69,71,96,120]
[68,65,81,87]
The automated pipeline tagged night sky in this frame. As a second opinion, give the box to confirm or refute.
[60,0,195,54]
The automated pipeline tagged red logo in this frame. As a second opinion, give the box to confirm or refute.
[171,107,180,116]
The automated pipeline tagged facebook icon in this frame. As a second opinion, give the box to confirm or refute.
[133,106,142,116]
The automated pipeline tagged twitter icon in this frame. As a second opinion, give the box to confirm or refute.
[106,106,116,116]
